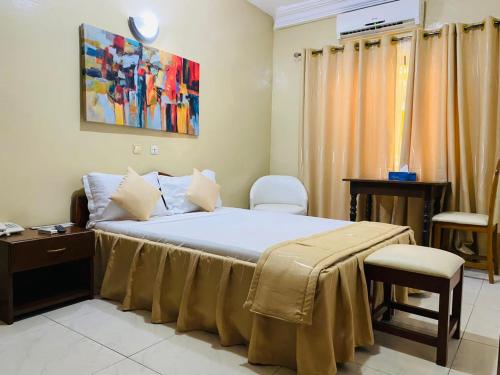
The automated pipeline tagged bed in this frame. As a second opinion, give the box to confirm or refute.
[71,179,415,375]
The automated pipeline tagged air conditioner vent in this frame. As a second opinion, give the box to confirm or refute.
[336,0,423,39]
[339,21,405,37]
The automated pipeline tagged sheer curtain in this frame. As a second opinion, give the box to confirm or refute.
[300,36,400,220]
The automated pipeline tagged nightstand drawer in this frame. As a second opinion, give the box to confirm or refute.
[12,235,94,272]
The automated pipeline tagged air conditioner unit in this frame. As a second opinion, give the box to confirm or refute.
[336,0,423,39]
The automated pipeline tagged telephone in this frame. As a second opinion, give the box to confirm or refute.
[0,223,25,236]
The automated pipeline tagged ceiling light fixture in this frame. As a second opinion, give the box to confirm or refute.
[128,11,159,43]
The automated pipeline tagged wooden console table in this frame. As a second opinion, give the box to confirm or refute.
[343,179,450,246]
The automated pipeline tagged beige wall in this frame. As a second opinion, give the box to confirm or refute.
[270,0,500,177]
[0,0,273,226]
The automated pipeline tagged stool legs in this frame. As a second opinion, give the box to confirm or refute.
[437,282,451,366]
[383,282,392,321]
[366,264,463,367]
[451,268,463,340]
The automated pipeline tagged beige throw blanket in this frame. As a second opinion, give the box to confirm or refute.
[245,221,410,325]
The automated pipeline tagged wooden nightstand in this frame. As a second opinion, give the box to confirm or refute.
[0,227,94,324]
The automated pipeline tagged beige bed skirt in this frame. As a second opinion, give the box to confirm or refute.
[95,228,414,375]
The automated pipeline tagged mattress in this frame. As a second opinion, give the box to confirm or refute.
[94,207,351,262]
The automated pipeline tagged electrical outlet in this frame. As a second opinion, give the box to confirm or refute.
[150,144,160,155]
[133,144,143,155]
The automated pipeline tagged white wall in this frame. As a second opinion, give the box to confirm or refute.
[0,0,274,226]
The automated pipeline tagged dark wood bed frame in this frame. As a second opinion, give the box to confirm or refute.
[70,172,172,228]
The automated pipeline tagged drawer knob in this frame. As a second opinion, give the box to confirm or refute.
[46,247,67,254]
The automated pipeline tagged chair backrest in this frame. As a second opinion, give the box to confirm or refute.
[488,158,500,227]
[250,175,308,209]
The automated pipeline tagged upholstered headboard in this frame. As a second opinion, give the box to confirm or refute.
[70,172,172,228]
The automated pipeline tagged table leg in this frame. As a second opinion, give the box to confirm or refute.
[434,196,442,215]
[423,198,434,246]
[365,194,373,221]
[350,193,358,222]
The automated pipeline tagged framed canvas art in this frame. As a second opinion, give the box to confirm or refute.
[80,24,200,135]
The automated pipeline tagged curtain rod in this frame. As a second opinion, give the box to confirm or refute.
[464,19,500,31]
[295,35,410,57]
[294,19,500,57]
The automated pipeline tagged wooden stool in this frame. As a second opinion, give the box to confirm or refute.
[364,244,465,366]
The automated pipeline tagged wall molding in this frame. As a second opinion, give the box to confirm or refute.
[274,0,395,29]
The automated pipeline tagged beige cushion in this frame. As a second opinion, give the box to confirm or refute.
[186,168,221,212]
[253,203,307,215]
[432,211,489,226]
[365,244,464,279]
[111,167,161,221]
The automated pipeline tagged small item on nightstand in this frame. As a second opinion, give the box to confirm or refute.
[55,225,66,233]
[36,223,73,235]
[38,227,58,235]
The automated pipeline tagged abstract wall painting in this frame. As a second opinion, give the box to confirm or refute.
[81,24,200,135]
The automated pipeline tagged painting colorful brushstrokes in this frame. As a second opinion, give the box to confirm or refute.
[81,24,200,135]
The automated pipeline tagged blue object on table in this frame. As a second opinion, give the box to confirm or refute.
[388,172,417,181]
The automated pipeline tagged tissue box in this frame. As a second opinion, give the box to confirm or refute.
[388,172,417,181]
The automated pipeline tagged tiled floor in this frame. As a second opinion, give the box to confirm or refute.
[1,271,498,375]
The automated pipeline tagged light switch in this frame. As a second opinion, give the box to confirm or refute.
[133,144,143,155]
[150,144,160,155]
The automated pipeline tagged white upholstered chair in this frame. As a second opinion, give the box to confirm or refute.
[432,158,500,284]
[250,176,308,215]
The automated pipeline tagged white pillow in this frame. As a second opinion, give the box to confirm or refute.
[159,169,222,215]
[83,171,168,227]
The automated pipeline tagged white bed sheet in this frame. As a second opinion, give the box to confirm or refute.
[94,207,351,263]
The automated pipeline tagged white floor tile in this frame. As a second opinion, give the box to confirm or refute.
[336,363,391,374]
[94,358,159,375]
[0,315,56,344]
[475,280,500,311]
[50,302,175,356]
[355,331,457,374]
[0,319,123,375]
[131,330,278,375]
[462,277,483,305]
[394,302,473,336]
[273,363,390,374]
[463,306,500,347]
[464,269,499,283]
[450,339,499,375]
[394,294,473,338]
[44,298,120,322]
[273,363,387,375]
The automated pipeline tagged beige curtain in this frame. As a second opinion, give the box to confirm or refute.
[455,18,500,223]
[401,25,456,185]
[301,19,500,246]
[398,26,456,243]
[300,36,399,220]
[404,18,500,249]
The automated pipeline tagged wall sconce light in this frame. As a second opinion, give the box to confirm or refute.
[128,11,159,43]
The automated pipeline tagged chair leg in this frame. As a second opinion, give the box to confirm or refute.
[437,283,451,366]
[493,228,499,276]
[433,223,442,249]
[365,275,374,315]
[487,230,495,284]
[451,268,463,340]
[383,282,392,321]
